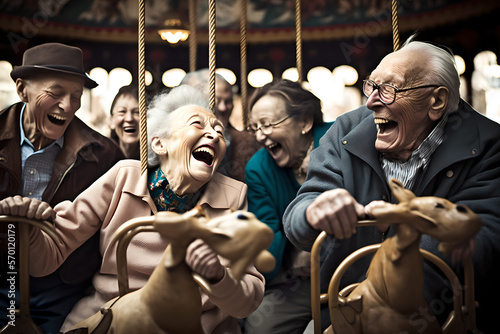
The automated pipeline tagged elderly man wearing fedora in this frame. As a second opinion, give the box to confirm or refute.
[0,43,123,333]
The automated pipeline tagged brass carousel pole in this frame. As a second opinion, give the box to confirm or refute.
[208,0,216,112]
[392,0,400,51]
[189,0,197,72]
[295,0,303,82]
[240,0,248,127]
[138,0,147,175]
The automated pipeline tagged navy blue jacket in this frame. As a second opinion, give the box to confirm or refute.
[284,100,500,330]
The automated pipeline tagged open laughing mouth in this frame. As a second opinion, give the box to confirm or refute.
[192,145,215,166]
[48,113,66,126]
[124,126,137,134]
[374,117,397,133]
[267,142,281,156]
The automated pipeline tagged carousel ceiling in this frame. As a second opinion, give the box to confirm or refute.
[1,0,499,88]
[1,0,499,45]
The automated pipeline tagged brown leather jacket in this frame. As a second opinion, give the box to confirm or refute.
[0,102,124,205]
[0,102,124,284]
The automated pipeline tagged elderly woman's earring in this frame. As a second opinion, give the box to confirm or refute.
[301,130,306,135]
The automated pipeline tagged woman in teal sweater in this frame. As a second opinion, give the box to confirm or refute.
[243,79,332,334]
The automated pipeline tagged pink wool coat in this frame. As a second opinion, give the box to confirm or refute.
[28,160,264,333]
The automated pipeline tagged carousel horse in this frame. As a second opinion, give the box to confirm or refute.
[66,207,275,334]
[323,179,482,334]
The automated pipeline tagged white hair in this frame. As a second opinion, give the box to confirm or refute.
[180,68,231,99]
[146,85,210,167]
[401,35,461,113]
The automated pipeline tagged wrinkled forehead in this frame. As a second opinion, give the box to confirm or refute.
[172,105,222,126]
[371,49,428,82]
[173,105,213,117]
[216,80,232,94]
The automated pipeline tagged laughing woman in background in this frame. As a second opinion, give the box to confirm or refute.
[243,79,332,334]
[109,84,140,159]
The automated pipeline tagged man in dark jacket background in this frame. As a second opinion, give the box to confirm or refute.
[0,43,124,333]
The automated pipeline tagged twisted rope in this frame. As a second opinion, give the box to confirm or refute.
[189,0,197,72]
[138,0,147,175]
[295,0,303,82]
[391,0,400,51]
[208,0,216,112]
[240,0,248,128]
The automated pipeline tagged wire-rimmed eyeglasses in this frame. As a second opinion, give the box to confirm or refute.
[246,115,292,135]
[363,79,440,105]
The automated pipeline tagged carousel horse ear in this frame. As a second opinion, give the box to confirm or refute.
[89,307,114,334]
[63,306,113,334]
[389,179,415,203]
[164,244,184,268]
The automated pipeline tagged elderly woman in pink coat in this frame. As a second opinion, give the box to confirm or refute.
[0,85,264,334]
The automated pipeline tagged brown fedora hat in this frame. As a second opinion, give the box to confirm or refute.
[10,43,98,89]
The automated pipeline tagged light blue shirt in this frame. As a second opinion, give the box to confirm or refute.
[19,104,64,200]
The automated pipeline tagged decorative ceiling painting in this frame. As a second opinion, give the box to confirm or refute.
[1,0,499,45]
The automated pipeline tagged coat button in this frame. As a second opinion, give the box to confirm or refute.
[472,149,477,155]
[342,140,347,145]
[446,170,454,178]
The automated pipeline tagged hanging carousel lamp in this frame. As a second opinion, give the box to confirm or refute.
[158,18,190,44]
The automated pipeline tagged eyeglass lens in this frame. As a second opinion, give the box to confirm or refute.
[248,115,290,135]
[248,124,273,135]
[363,81,395,104]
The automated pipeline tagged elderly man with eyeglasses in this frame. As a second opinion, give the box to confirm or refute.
[283,35,500,333]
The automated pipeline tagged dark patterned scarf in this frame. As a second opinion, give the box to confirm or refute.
[148,167,205,213]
